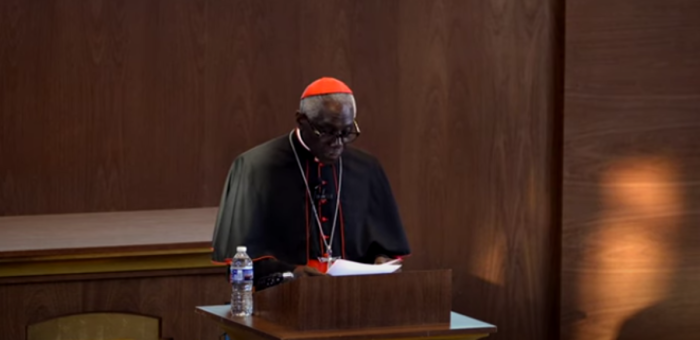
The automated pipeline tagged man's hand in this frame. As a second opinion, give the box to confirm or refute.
[293,265,326,278]
[375,256,403,273]
[374,255,396,265]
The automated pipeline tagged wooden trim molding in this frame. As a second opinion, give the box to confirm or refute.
[220,324,489,340]
[0,247,221,278]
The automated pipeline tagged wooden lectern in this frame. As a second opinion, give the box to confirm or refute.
[196,270,497,340]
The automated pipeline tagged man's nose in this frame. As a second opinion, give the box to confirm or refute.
[330,136,343,146]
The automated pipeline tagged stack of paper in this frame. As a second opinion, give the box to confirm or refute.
[326,259,401,276]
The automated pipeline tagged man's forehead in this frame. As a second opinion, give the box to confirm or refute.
[315,100,353,119]
[322,101,353,114]
[314,112,354,129]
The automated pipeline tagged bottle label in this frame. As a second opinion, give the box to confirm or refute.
[231,267,253,283]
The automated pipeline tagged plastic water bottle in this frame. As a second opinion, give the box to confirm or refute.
[230,246,253,316]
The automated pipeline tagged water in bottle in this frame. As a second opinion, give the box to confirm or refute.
[230,246,253,316]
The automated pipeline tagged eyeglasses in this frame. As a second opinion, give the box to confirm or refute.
[307,120,361,144]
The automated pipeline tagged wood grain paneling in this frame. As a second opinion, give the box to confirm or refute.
[254,270,452,331]
[562,1,700,339]
[394,3,558,340]
[0,271,230,340]
[1,1,558,340]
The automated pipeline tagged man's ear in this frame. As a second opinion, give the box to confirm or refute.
[295,111,303,124]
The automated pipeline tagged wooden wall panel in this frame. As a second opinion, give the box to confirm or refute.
[0,1,559,340]
[393,2,558,340]
[0,271,230,340]
[562,1,700,339]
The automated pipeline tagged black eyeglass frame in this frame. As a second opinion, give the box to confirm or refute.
[304,119,361,144]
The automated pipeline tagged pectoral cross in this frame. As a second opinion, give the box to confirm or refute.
[318,251,340,271]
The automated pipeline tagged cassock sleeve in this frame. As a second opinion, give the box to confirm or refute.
[363,160,412,262]
[211,156,297,282]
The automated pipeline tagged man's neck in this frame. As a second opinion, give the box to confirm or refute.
[295,128,325,163]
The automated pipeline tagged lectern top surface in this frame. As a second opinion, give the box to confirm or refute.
[195,305,496,340]
[449,312,496,330]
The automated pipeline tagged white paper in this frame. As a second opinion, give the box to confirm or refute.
[326,259,401,276]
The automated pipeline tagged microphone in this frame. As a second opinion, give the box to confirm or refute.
[254,271,295,291]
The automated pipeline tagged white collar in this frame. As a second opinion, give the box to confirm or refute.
[295,128,324,163]
[295,128,311,152]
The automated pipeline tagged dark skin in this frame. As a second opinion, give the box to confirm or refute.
[295,99,355,164]
[291,98,400,277]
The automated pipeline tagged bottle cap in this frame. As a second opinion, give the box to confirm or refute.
[237,246,247,252]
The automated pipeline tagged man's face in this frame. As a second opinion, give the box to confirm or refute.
[298,100,357,163]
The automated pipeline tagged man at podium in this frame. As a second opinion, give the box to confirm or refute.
[211,77,411,285]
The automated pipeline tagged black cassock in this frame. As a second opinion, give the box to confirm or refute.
[211,130,411,283]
